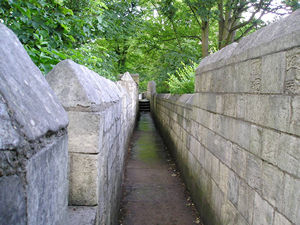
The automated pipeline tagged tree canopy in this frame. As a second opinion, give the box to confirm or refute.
[1,0,299,92]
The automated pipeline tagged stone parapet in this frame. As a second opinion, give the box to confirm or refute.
[195,10,300,96]
[150,9,300,225]
[0,24,69,225]
[47,61,138,225]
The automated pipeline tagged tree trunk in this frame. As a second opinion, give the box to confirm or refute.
[115,41,130,73]
[201,20,209,57]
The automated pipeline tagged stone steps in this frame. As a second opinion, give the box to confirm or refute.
[139,99,150,112]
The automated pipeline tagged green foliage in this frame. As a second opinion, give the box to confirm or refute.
[0,0,295,92]
[0,0,106,73]
[167,61,197,94]
[283,0,300,10]
[123,1,203,92]
[64,39,118,80]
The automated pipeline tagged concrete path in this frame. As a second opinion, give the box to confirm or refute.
[119,113,202,225]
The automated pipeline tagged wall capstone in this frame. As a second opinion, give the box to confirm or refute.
[147,81,156,100]
[196,9,300,75]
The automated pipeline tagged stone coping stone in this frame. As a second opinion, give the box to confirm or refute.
[147,81,156,97]
[156,94,194,108]
[139,99,150,102]
[116,82,130,100]
[46,59,122,111]
[0,24,68,145]
[120,72,136,82]
[196,9,300,74]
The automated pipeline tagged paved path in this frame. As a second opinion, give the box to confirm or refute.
[119,112,201,225]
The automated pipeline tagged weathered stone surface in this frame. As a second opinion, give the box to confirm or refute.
[278,133,300,177]
[274,212,293,225]
[26,134,68,225]
[253,193,274,225]
[211,154,220,185]
[285,47,300,94]
[236,95,246,118]
[0,95,21,150]
[204,149,213,175]
[120,71,134,82]
[220,200,239,225]
[192,93,216,112]
[250,59,262,92]
[129,73,139,84]
[147,81,156,100]
[246,154,262,192]
[118,72,139,122]
[262,162,284,207]
[69,153,99,205]
[210,180,223,219]
[249,125,262,157]
[238,180,254,224]
[261,52,286,93]
[231,145,246,177]
[227,170,239,207]
[223,94,237,117]
[244,95,291,133]
[196,9,300,75]
[290,96,300,134]
[150,10,300,225]
[0,24,68,141]
[238,116,253,143]
[47,60,138,224]
[68,111,103,154]
[261,129,280,165]
[0,24,69,225]
[68,206,97,225]
[197,43,238,73]
[0,175,26,225]
[219,162,229,198]
[46,59,122,110]
[279,174,300,225]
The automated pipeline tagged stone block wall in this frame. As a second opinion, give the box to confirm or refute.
[47,61,138,225]
[150,10,300,225]
[0,24,69,225]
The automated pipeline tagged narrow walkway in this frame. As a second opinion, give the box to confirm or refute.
[119,112,201,225]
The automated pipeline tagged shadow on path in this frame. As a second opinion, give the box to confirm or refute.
[119,112,202,225]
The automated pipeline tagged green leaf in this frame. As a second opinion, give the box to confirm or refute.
[60,7,74,15]
[60,22,70,32]
[53,0,64,6]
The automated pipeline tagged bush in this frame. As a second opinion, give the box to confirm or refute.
[167,61,197,94]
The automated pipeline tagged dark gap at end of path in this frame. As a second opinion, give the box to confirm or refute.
[118,112,202,225]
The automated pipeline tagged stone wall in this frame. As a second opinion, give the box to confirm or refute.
[0,24,69,225]
[47,61,138,225]
[150,10,300,225]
